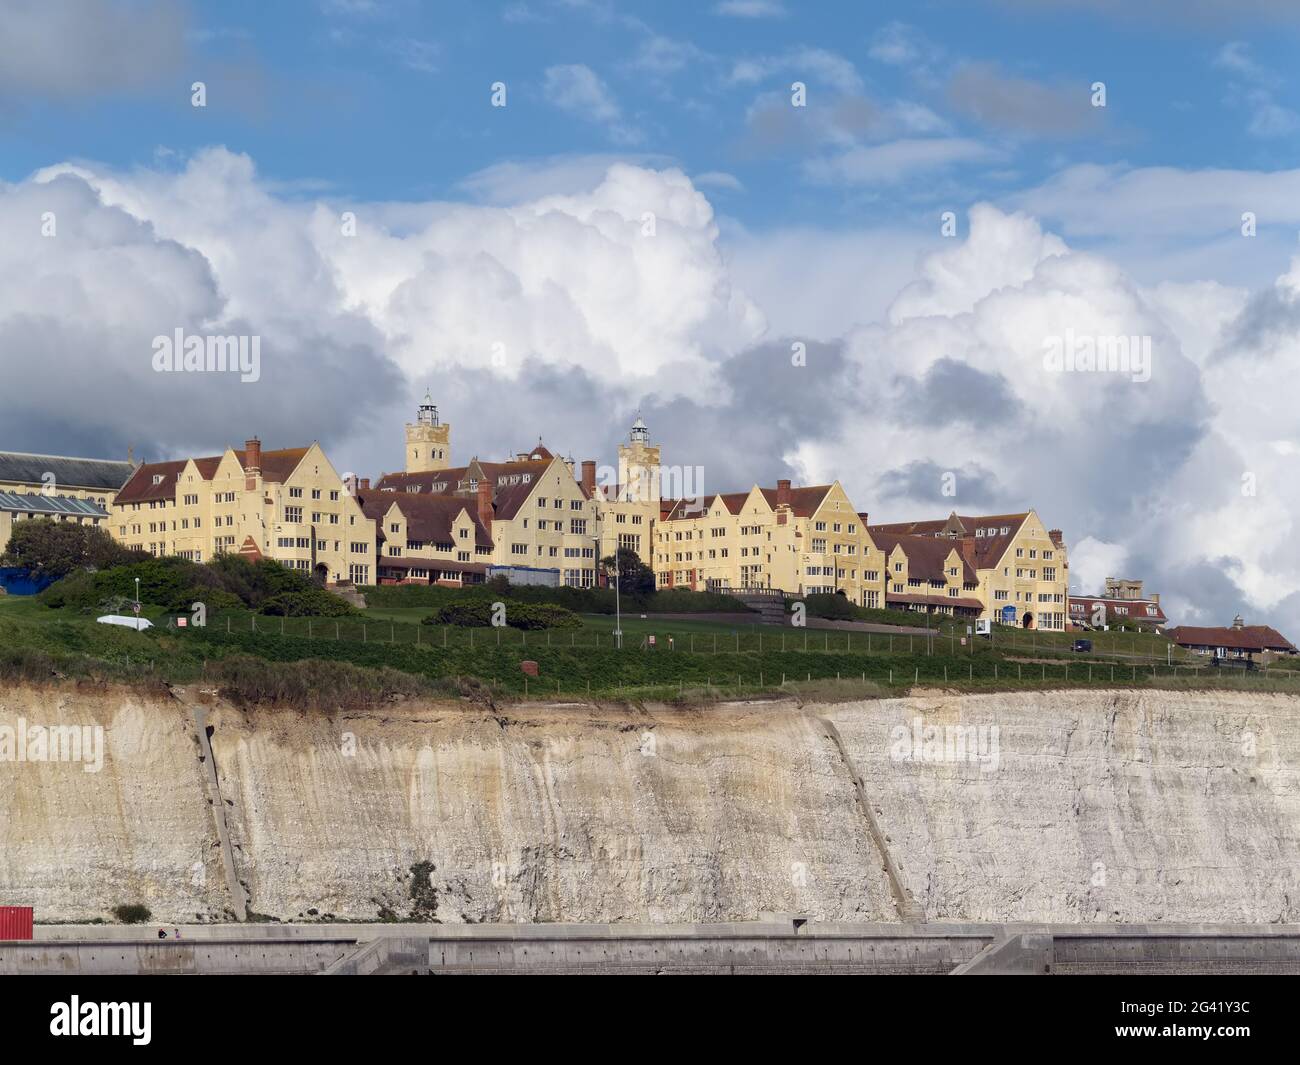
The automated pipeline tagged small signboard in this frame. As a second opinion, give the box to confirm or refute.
[648,634,656,646]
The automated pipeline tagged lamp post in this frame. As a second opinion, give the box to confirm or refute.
[134,577,142,631]
[595,523,621,649]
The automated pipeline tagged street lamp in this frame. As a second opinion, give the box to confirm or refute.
[594,522,622,649]
[134,576,142,631]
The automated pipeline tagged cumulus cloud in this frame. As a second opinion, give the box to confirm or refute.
[3,150,1300,639]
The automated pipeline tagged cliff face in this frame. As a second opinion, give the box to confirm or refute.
[1,685,1296,923]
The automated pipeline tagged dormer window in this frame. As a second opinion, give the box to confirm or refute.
[152,475,164,485]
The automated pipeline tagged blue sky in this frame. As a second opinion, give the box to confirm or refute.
[6,0,1300,233]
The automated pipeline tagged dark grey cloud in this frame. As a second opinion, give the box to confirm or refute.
[947,63,1104,138]
[875,459,1003,511]
[891,358,1022,426]
[0,0,187,103]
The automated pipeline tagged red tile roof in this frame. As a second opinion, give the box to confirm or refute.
[359,492,492,549]
[872,530,977,583]
[1069,596,1167,624]
[113,460,190,504]
[1166,625,1295,653]
[374,459,552,511]
[114,446,309,504]
[868,512,1030,568]
[759,484,832,517]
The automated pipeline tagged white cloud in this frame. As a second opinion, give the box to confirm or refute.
[713,0,786,17]
[543,64,642,145]
[804,137,997,186]
[728,47,864,95]
[1212,41,1300,139]
[1069,538,1131,595]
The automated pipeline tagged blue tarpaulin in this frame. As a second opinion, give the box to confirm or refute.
[0,567,57,596]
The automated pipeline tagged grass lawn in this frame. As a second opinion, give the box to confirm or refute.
[3,592,1288,704]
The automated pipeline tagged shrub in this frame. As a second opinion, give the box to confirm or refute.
[0,519,143,579]
[422,599,582,630]
[38,553,355,617]
[112,903,152,924]
[259,588,358,617]
[206,654,437,711]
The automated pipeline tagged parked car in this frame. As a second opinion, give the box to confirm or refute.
[1072,639,1093,653]
[1210,656,1257,671]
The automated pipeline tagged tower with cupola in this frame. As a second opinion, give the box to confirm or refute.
[617,414,660,503]
[405,391,452,473]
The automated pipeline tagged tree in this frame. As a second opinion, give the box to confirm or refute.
[600,547,655,597]
[0,519,140,579]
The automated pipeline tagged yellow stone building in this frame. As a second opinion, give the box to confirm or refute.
[655,479,884,605]
[868,511,1069,630]
[110,438,377,584]
[374,446,602,587]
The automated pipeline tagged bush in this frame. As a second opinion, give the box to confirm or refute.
[112,903,152,924]
[38,554,355,617]
[362,580,754,615]
[206,654,436,711]
[1,519,142,579]
[422,599,582,630]
[259,588,358,617]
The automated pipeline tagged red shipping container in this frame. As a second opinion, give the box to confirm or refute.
[0,906,34,940]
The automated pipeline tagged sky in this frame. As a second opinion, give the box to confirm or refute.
[2,0,1300,634]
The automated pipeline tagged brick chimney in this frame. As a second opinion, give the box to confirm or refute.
[581,460,597,498]
[358,477,370,491]
[477,478,494,535]
[244,437,261,491]
[777,478,792,508]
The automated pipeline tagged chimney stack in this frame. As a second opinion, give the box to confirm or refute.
[581,460,597,498]
[244,437,261,491]
[777,478,792,508]
[358,477,370,491]
[477,479,494,535]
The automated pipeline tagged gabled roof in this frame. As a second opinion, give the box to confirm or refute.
[0,451,135,492]
[231,447,310,484]
[114,446,310,504]
[359,492,492,550]
[868,511,1031,569]
[1069,595,1167,624]
[374,458,552,501]
[1166,625,1295,653]
[872,530,977,583]
[759,484,832,517]
[114,460,191,504]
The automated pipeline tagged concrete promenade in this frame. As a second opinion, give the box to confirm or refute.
[7,921,1300,975]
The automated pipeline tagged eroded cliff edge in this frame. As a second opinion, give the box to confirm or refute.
[1,685,1295,923]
